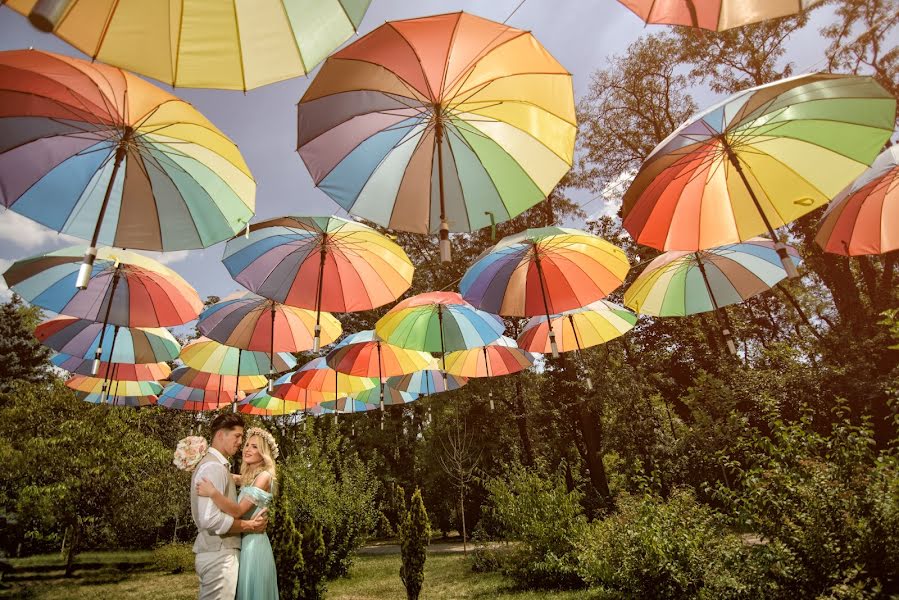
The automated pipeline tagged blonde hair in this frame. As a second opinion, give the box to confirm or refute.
[239,432,277,489]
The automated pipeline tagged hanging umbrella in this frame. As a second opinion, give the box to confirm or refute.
[52,354,171,381]
[179,338,297,376]
[297,11,575,261]
[7,0,371,90]
[35,316,180,364]
[816,146,899,256]
[169,366,268,393]
[223,216,414,351]
[287,357,375,398]
[460,227,629,356]
[244,387,304,415]
[443,336,535,378]
[517,300,638,354]
[355,386,417,407]
[158,383,241,411]
[66,374,163,397]
[0,49,255,284]
[74,390,158,407]
[386,370,467,396]
[622,73,895,278]
[617,0,824,31]
[624,238,801,353]
[319,397,378,413]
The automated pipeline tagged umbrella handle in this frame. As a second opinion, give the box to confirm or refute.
[27,0,71,32]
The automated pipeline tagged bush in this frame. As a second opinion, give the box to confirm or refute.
[152,542,194,574]
[399,489,430,600]
[481,462,587,590]
[576,489,750,599]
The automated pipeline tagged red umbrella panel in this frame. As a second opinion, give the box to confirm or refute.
[168,366,268,393]
[51,353,171,381]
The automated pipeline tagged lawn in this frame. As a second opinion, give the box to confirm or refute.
[5,551,600,599]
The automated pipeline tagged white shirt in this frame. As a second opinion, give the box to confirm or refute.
[194,447,234,535]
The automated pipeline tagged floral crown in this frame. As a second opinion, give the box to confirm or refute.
[245,427,279,460]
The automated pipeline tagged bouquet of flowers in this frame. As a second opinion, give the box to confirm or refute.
[173,436,208,472]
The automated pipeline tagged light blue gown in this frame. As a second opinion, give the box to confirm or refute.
[236,484,278,600]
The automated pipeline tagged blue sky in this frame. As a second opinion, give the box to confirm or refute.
[0,0,873,308]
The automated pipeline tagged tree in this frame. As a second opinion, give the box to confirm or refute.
[399,488,431,600]
[0,295,51,391]
[437,419,481,553]
[269,473,304,600]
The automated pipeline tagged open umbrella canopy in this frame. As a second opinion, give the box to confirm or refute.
[460,227,630,317]
[517,300,637,354]
[52,353,171,381]
[6,0,371,90]
[158,383,241,411]
[297,11,575,252]
[179,338,297,376]
[624,238,802,316]
[35,316,180,363]
[319,397,378,413]
[617,0,824,31]
[241,389,303,415]
[74,390,158,407]
[0,49,255,278]
[386,370,467,396]
[223,215,414,312]
[443,336,535,378]
[5,246,202,327]
[66,374,163,396]
[198,292,341,353]
[326,330,435,378]
[622,73,895,275]
[375,292,504,353]
[354,386,417,406]
[816,146,899,256]
[169,366,268,392]
[288,357,375,397]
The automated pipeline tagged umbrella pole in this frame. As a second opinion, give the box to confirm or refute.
[268,303,276,392]
[721,140,799,279]
[91,264,123,375]
[533,251,559,357]
[695,254,738,356]
[100,325,121,398]
[686,0,699,27]
[313,242,327,352]
[233,349,242,412]
[437,305,448,388]
[435,116,451,263]
[484,347,494,411]
[569,315,593,390]
[77,132,131,289]
[377,342,385,412]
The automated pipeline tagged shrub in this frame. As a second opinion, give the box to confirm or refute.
[576,489,750,599]
[297,521,327,600]
[481,462,587,589]
[269,475,305,600]
[399,489,430,600]
[152,542,194,574]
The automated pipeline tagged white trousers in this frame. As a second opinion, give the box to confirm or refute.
[196,548,239,600]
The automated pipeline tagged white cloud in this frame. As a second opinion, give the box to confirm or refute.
[588,169,637,221]
[0,258,12,302]
[138,249,193,265]
[0,209,79,251]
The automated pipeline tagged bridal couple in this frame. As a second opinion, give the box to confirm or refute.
[190,413,280,599]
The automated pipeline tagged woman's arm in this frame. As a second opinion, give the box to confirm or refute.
[196,478,254,518]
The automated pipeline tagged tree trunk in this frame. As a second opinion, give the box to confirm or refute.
[512,377,534,466]
[459,483,467,555]
[574,402,612,507]
[64,518,80,577]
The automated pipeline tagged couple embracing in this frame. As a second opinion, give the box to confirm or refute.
[186,413,280,599]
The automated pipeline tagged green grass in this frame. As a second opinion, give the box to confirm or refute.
[8,550,153,569]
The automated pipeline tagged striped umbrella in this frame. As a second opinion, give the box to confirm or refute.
[517,301,638,354]
[244,386,304,415]
[169,366,268,393]
[622,73,895,277]
[222,216,413,350]
[443,336,535,379]
[617,0,824,31]
[460,228,629,356]
[35,317,180,364]
[624,238,802,354]
[287,357,375,398]
[158,384,241,411]
[355,386,417,407]
[386,370,467,396]
[52,354,171,381]
[66,374,162,397]
[179,338,297,376]
[297,12,575,261]
[74,390,158,407]
[816,146,899,256]
[0,49,255,284]
[319,397,378,414]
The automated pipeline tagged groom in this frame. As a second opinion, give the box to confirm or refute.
[191,413,268,600]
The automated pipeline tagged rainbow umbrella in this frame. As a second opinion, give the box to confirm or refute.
[355,386,417,407]
[386,370,467,396]
[624,238,801,354]
[66,374,163,397]
[816,146,899,256]
[179,338,297,376]
[460,227,629,356]
[443,336,535,379]
[74,390,158,407]
[517,301,638,354]
[158,383,241,411]
[169,366,268,394]
[297,12,575,261]
[326,330,434,409]
[617,0,824,31]
[287,357,374,398]
[222,216,413,351]
[245,382,303,414]
[319,397,378,414]
[622,73,895,278]
[270,374,337,410]
[0,49,255,284]
[7,0,370,90]
[35,316,180,364]
[52,354,171,381]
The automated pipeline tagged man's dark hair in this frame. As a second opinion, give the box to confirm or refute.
[210,413,245,439]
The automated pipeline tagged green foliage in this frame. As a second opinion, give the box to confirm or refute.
[298,521,328,600]
[576,490,750,599]
[151,542,193,574]
[398,488,430,600]
[716,403,899,597]
[0,296,51,391]
[269,472,305,600]
[481,462,587,590]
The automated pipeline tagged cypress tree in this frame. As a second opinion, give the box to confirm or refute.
[399,488,431,600]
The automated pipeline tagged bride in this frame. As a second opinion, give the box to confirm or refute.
[198,426,279,599]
